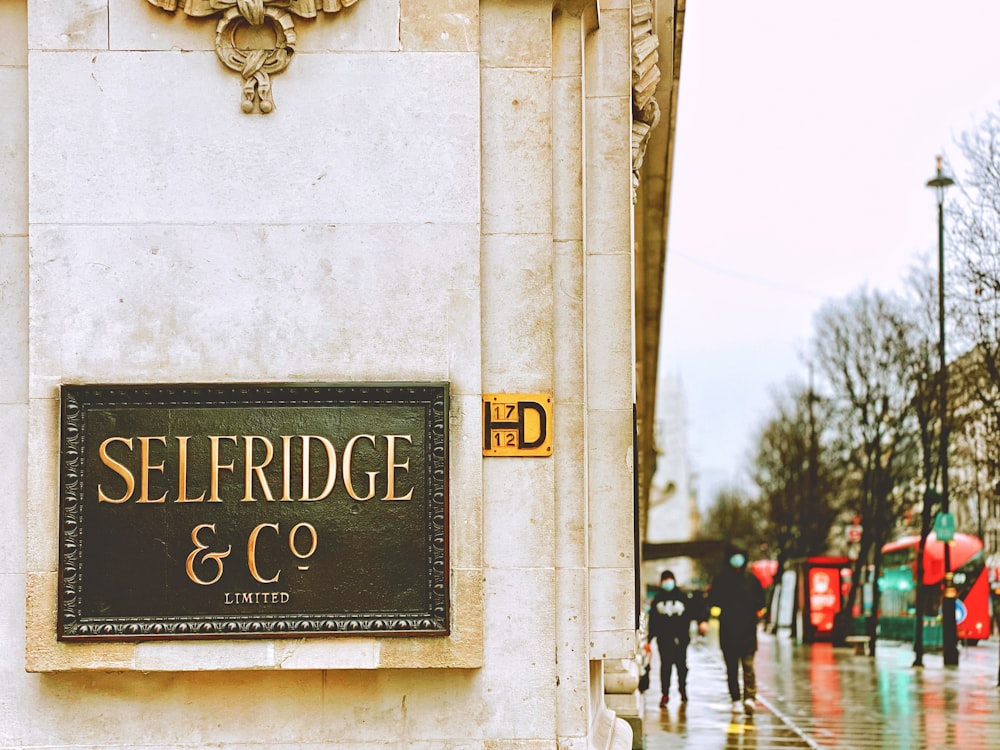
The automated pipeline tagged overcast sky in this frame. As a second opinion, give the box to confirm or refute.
[661,2,1000,508]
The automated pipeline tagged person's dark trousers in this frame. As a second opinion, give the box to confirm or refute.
[656,637,688,698]
[721,648,755,701]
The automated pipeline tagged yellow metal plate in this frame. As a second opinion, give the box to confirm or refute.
[482,393,552,457]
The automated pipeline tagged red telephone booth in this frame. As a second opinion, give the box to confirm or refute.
[791,556,851,644]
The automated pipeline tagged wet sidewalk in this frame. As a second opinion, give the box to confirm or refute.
[641,629,1000,749]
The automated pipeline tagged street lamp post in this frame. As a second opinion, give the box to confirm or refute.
[927,155,958,667]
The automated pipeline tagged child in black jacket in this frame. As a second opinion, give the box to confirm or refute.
[647,569,703,708]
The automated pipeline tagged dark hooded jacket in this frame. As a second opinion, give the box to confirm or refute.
[648,578,701,645]
[706,546,766,654]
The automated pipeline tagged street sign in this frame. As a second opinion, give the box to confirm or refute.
[955,599,967,625]
[934,512,955,542]
[482,394,552,457]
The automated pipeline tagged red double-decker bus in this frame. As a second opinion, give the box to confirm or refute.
[880,533,991,644]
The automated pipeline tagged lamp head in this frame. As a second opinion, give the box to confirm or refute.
[927,155,955,202]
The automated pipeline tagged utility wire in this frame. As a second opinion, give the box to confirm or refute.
[668,250,831,301]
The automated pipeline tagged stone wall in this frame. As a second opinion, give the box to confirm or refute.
[2,0,643,745]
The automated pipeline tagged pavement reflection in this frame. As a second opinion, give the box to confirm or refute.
[642,628,1000,749]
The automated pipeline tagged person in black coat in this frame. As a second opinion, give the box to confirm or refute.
[647,569,701,708]
[704,544,766,715]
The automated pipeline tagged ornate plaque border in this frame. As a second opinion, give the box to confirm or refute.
[58,382,449,641]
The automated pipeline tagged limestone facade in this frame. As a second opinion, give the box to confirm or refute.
[1,0,681,745]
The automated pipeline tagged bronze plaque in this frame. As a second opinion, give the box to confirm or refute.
[58,383,449,641]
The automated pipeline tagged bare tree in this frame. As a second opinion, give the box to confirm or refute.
[750,379,841,572]
[951,109,1000,388]
[697,486,766,547]
[748,377,844,633]
[947,112,1000,559]
[694,485,766,581]
[812,286,924,655]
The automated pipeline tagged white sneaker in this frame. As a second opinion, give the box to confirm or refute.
[743,699,755,715]
[731,700,742,712]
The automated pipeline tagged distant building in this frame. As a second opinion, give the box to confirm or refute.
[893,346,1000,570]
[645,373,700,587]
[941,348,1000,566]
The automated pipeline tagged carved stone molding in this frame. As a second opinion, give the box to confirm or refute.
[631,0,661,196]
[147,0,361,113]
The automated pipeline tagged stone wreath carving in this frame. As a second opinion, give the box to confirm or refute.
[147,0,360,113]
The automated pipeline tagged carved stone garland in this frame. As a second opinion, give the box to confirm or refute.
[147,0,361,114]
